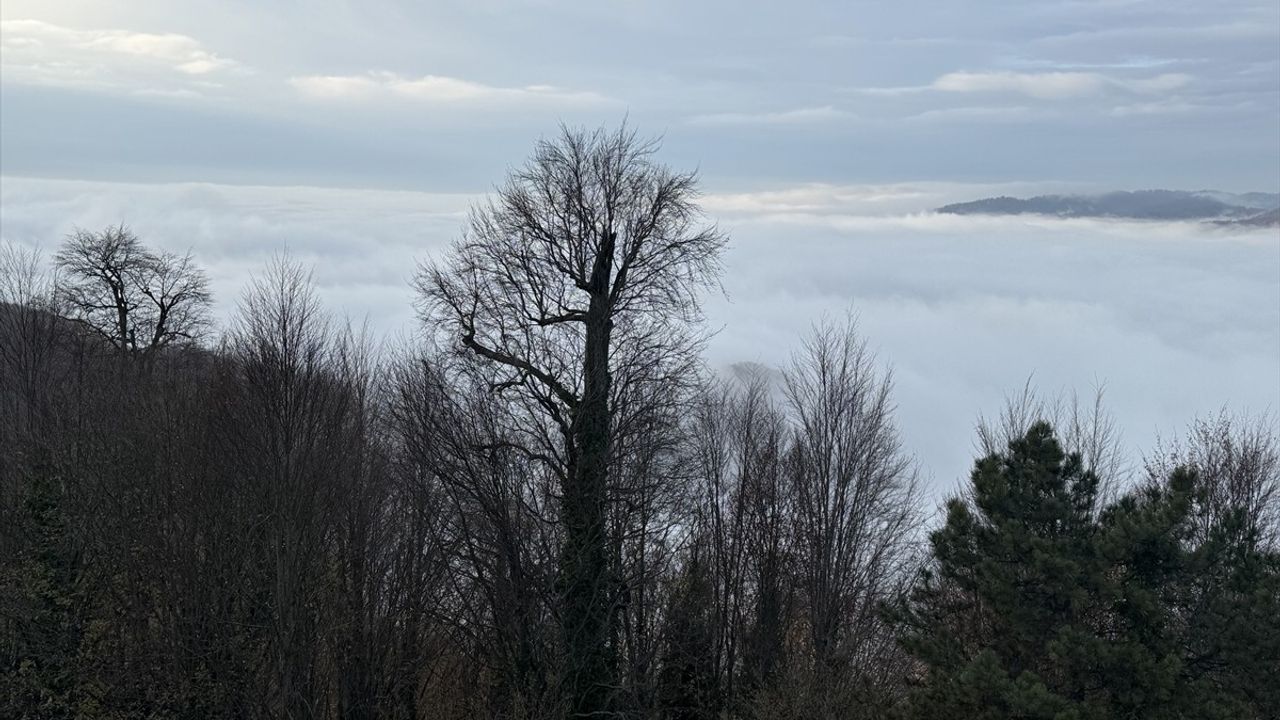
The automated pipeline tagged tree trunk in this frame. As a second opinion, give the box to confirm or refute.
[563,241,616,718]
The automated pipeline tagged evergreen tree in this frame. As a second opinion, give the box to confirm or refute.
[892,422,1280,719]
[893,422,1100,718]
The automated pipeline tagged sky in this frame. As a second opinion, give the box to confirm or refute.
[2,1,1278,494]
[2,0,1278,190]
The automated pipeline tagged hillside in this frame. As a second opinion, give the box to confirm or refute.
[1215,207,1280,228]
[937,190,1280,222]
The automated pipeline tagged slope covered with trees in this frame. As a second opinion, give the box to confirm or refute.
[1,125,1277,719]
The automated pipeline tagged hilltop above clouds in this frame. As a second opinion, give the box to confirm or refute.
[938,190,1280,224]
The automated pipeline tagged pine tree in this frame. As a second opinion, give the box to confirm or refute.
[893,421,1101,718]
[892,422,1280,719]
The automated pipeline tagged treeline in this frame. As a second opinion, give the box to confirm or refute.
[1,126,1277,720]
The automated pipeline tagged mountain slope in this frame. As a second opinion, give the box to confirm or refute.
[937,190,1278,222]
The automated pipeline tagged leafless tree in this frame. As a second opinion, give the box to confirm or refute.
[730,376,793,709]
[976,380,1129,511]
[0,243,66,476]
[1148,410,1280,550]
[417,123,726,718]
[687,366,793,716]
[0,243,69,684]
[781,319,922,717]
[54,225,211,355]
[385,345,562,719]
[9,209,1273,719]
[220,256,346,718]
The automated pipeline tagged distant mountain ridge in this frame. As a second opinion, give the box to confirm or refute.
[1214,207,1280,228]
[937,190,1280,225]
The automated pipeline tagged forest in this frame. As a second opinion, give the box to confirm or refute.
[2,126,1277,720]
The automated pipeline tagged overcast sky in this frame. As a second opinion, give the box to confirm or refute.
[2,1,1278,493]
[2,0,1278,190]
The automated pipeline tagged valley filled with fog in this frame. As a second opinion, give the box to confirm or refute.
[5,175,1275,493]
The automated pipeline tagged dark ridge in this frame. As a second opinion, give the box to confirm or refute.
[937,189,1279,221]
[1214,207,1280,228]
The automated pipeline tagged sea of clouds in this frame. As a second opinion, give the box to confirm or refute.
[3,176,1276,497]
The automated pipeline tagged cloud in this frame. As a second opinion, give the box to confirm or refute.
[3,176,1275,497]
[0,19,243,94]
[687,106,855,126]
[932,71,1192,99]
[1109,100,1201,117]
[700,185,1278,493]
[905,105,1045,123]
[81,30,234,74]
[0,176,474,338]
[1006,56,1188,71]
[1036,20,1280,46]
[1123,73,1194,93]
[700,181,1091,217]
[290,71,613,107]
[932,71,1108,99]
[855,70,1193,100]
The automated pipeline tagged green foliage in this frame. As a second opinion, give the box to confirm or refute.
[894,421,1280,719]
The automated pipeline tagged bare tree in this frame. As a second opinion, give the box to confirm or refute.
[417,124,726,718]
[0,243,65,455]
[781,319,921,717]
[386,345,562,719]
[729,372,793,707]
[687,366,792,716]
[54,225,211,355]
[976,380,1129,511]
[221,256,345,718]
[1148,410,1280,550]
[0,243,69,691]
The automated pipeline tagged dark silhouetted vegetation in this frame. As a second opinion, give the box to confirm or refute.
[2,126,1276,719]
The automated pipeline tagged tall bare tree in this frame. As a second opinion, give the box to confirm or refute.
[687,367,792,716]
[418,124,726,717]
[220,256,345,718]
[781,320,921,717]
